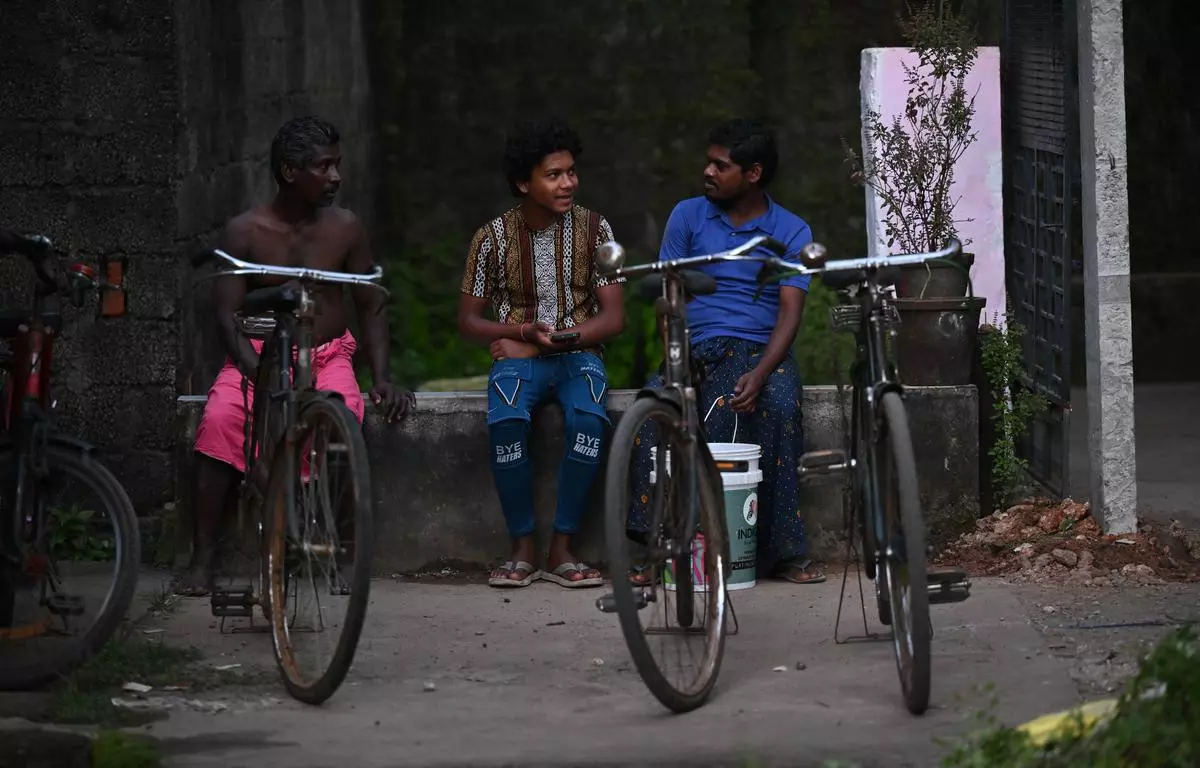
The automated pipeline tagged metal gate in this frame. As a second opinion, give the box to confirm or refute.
[1002,0,1079,496]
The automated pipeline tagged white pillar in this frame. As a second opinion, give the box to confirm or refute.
[1077,0,1137,533]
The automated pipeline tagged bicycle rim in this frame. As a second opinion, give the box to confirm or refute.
[604,395,728,714]
[0,445,139,691]
[266,394,373,705]
[878,391,931,714]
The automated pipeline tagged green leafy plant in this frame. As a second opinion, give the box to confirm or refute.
[47,504,115,562]
[940,625,1200,766]
[844,0,980,257]
[979,310,1048,509]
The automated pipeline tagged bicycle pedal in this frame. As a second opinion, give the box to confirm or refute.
[798,449,853,477]
[211,584,256,618]
[46,594,85,617]
[595,589,653,614]
[927,569,971,605]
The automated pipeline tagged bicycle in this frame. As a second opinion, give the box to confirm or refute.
[190,247,386,705]
[593,234,791,713]
[0,234,141,691]
[789,238,972,715]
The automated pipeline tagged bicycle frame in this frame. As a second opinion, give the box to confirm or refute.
[650,272,704,559]
[1,239,116,628]
[192,249,389,553]
[1,291,60,610]
[845,279,904,570]
[598,235,791,559]
[249,288,317,546]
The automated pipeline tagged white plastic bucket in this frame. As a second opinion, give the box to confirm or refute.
[651,442,763,592]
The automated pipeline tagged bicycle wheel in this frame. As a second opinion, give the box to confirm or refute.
[604,395,728,714]
[876,391,931,714]
[852,379,891,626]
[0,444,139,690]
[263,393,373,705]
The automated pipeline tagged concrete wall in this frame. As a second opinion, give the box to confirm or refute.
[174,0,376,399]
[175,387,979,573]
[859,47,1005,318]
[0,0,181,510]
[0,0,374,515]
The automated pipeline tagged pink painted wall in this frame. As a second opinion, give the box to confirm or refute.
[859,46,1005,323]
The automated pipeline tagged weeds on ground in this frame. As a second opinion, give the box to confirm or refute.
[92,730,162,768]
[939,625,1200,767]
[50,625,268,726]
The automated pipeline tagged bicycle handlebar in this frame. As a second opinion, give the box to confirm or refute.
[596,235,962,287]
[596,235,791,279]
[4,234,56,288]
[3,234,117,302]
[192,248,390,298]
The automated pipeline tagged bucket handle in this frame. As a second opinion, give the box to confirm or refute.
[703,393,739,444]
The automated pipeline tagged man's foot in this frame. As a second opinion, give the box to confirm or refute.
[543,559,603,588]
[774,558,827,585]
[488,560,541,588]
[174,565,213,597]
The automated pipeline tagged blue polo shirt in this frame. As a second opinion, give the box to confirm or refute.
[658,195,813,345]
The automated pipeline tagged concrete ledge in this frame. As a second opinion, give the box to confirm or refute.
[175,387,979,573]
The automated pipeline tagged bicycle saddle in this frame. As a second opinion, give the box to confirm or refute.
[637,270,718,301]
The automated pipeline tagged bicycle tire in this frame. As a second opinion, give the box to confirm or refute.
[604,395,728,714]
[878,391,931,714]
[853,382,891,625]
[264,393,373,705]
[0,444,140,691]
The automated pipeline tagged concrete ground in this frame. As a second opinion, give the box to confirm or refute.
[109,574,1094,768]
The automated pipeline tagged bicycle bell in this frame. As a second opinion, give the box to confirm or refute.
[800,242,829,269]
[596,240,625,274]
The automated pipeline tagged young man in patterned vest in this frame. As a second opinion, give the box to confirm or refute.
[457,118,626,589]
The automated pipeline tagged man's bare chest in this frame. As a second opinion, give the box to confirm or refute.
[246,231,347,284]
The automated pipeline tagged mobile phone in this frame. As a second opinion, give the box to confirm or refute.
[550,331,581,344]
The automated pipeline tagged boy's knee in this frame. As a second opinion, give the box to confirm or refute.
[489,418,531,470]
[564,408,606,465]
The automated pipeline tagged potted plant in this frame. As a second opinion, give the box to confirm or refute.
[844,0,987,386]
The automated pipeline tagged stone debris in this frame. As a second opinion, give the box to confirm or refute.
[935,497,1200,586]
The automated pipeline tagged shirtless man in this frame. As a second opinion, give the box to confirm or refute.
[177,115,415,596]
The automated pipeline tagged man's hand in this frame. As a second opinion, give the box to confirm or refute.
[729,369,768,413]
[490,339,541,360]
[370,381,416,424]
[524,321,561,350]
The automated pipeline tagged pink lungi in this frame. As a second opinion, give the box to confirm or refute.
[194,329,366,473]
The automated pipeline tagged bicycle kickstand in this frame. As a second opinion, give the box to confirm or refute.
[833,494,889,645]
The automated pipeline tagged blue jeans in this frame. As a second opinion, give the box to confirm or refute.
[626,337,807,575]
[487,351,611,538]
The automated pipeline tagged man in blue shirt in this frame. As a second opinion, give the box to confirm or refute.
[626,118,826,585]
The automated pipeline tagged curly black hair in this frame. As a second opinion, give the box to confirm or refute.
[502,117,583,197]
[708,118,778,188]
[270,115,340,186]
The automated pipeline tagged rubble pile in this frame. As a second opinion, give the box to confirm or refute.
[934,498,1200,586]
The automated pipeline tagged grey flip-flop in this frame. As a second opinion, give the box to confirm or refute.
[542,562,604,588]
[775,558,827,584]
[488,560,541,588]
